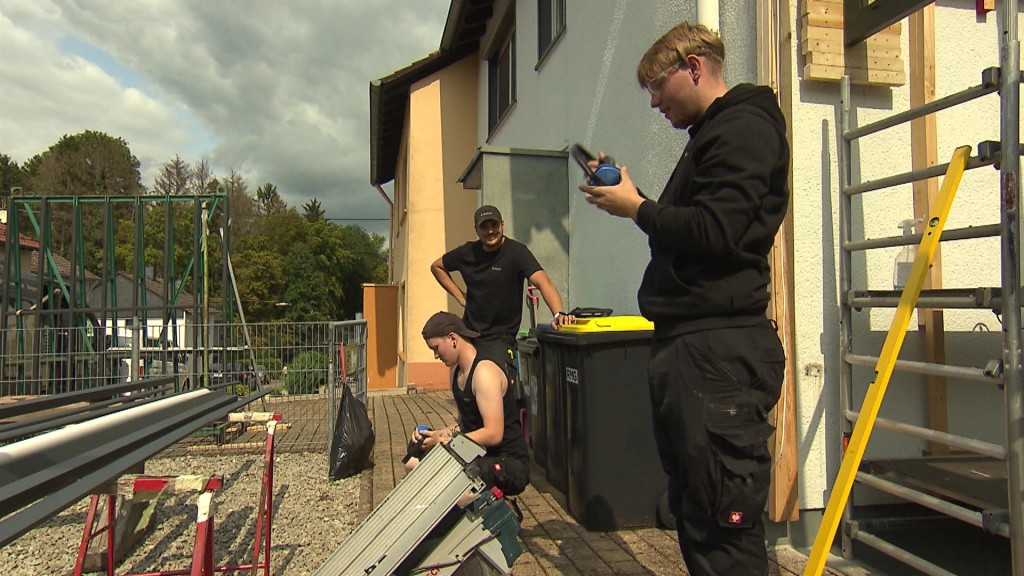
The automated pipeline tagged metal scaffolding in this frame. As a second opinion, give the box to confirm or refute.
[834,1,1022,574]
[0,192,242,395]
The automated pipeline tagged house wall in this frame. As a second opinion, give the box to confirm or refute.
[457,0,1018,519]
[398,55,479,391]
[467,148,571,328]
[474,1,758,316]
[363,7,1024,552]
[86,275,191,349]
[363,283,399,390]
[788,3,1018,511]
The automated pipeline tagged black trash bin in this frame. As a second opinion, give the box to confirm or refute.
[517,335,545,469]
[538,317,667,531]
[538,327,567,493]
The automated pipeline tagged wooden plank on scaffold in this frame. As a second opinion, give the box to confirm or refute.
[803,145,971,576]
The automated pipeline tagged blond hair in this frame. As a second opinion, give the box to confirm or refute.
[637,22,725,88]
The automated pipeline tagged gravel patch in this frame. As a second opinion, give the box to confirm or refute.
[0,451,361,576]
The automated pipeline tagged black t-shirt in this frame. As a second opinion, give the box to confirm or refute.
[441,238,542,340]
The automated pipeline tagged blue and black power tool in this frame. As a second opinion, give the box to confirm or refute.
[571,142,622,186]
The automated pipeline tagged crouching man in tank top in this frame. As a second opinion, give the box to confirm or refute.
[404,311,530,502]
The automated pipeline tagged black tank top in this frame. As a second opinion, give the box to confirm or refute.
[451,351,528,461]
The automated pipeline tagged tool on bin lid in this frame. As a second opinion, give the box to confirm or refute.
[567,306,613,318]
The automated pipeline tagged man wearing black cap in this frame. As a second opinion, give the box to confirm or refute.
[431,205,573,356]
[405,311,529,498]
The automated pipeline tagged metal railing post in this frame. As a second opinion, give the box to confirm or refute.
[998,0,1024,571]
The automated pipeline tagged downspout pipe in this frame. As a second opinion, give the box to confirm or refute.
[698,0,720,33]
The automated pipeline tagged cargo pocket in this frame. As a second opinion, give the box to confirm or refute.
[503,457,530,496]
[486,457,529,497]
[706,407,773,530]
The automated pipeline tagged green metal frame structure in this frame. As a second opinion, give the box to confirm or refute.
[1,192,240,395]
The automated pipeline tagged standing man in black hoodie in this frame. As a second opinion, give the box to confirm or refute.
[579,21,789,576]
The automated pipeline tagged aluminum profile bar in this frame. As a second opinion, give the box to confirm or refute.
[0,376,178,421]
[314,434,486,576]
[849,524,957,576]
[843,70,999,141]
[845,354,1001,385]
[855,472,1010,537]
[837,75,857,562]
[997,0,1024,570]
[844,152,993,196]
[844,411,1007,459]
[0,383,175,443]
[847,290,1001,311]
[0,389,239,546]
[844,224,1001,251]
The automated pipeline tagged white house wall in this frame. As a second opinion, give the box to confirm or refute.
[789,2,1020,509]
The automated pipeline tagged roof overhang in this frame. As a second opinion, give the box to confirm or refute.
[369,0,494,186]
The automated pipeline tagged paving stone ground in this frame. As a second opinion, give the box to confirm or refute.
[356,390,860,576]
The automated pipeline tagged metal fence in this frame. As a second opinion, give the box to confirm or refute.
[0,319,367,454]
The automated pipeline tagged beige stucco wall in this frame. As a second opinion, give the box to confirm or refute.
[363,284,398,390]
[394,55,479,391]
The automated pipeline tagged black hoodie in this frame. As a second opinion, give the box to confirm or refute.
[634,83,789,337]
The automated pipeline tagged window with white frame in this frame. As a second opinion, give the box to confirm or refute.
[537,0,565,64]
[488,24,516,134]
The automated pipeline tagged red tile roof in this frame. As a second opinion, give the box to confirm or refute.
[0,223,40,249]
[29,251,100,281]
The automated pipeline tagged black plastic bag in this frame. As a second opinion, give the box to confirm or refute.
[329,383,375,480]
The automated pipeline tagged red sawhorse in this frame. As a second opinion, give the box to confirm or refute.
[74,412,282,576]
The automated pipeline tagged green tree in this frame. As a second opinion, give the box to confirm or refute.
[282,242,330,322]
[189,159,218,196]
[335,225,388,319]
[302,198,325,222]
[153,155,191,196]
[140,201,200,291]
[141,157,205,291]
[0,154,24,202]
[263,209,308,257]
[232,234,286,321]
[19,131,145,273]
[303,220,349,319]
[21,130,144,197]
[7,132,390,323]
[284,350,328,394]
[223,169,257,237]
[255,182,286,216]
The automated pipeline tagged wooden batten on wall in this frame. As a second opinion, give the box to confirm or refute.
[800,0,907,86]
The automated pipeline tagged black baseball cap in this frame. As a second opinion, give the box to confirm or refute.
[422,311,481,340]
[474,205,502,227]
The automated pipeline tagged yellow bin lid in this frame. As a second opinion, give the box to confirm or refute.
[558,315,654,332]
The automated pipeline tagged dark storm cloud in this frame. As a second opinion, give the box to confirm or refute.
[1,0,449,234]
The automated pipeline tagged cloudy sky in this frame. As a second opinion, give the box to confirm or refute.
[0,0,451,235]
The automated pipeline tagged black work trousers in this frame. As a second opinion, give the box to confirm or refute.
[648,321,785,576]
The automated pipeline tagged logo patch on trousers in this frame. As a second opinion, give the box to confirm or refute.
[728,511,743,525]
